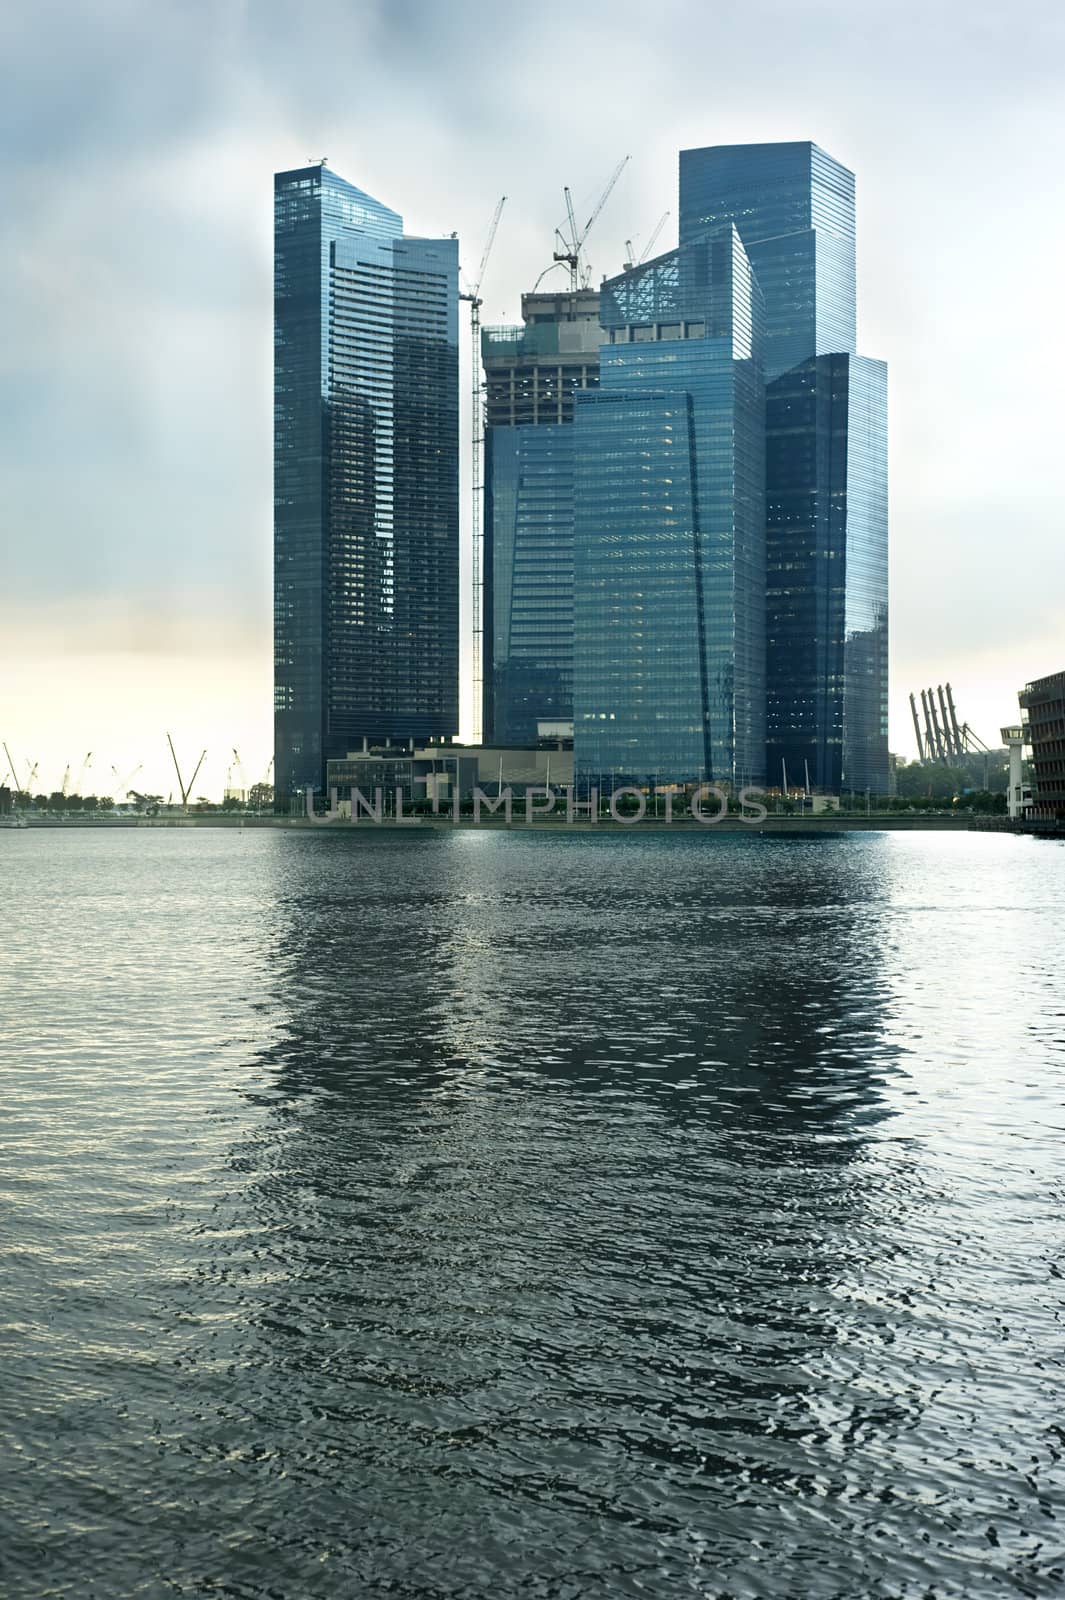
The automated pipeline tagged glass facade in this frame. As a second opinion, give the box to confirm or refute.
[765,354,889,795]
[573,226,766,787]
[481,290,600,743]
[274,166,459,803]
[483,424,575,744]
[679,140,888,793]
[679,141,856,382]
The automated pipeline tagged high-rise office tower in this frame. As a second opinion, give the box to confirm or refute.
[764,354,888,793]
[481,289,601,744]
[273,164,459,804]
[573,228,766,787]
[680,141,889,794]
[680,141,855,383]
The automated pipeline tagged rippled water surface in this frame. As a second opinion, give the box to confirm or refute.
[2,828,1064,1598]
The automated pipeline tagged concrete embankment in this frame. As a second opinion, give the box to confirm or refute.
[19,813,979,833]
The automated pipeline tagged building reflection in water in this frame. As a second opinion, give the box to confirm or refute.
[174,831,989,1596]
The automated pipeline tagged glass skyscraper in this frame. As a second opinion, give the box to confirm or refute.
[273,164,459,805]
[680,140,889,794]
[481,290,601,744]
[679,141,855,383]
[573,227,766,786]
[764,354,888,793]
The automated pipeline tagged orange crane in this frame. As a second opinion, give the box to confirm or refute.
[459,195,506,745]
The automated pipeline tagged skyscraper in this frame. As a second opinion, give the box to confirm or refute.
[679,141,855,382]
[764,354,888,794]
[680,141,889,794]
[481,289,601,744]
[573,228,766,787]
[273,164,459,805]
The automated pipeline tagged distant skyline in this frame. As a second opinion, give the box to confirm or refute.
[2,0,1062,798]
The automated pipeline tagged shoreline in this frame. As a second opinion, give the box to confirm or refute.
[10,813,991,833]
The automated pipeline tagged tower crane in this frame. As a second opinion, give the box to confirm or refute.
[552,156,630,290]
[459,194,507,746]
[623,210,670,272]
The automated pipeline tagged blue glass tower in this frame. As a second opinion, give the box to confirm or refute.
[273,165,459,805]
[681,141,889,794]
[481,290,601,744]
[765,355,888,792]
[680,141,855,382]
[573,227,766,786]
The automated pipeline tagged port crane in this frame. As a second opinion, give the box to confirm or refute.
[459,195,506,746]
[909,683,996,784]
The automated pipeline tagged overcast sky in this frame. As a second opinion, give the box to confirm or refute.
[1,0,1062,798]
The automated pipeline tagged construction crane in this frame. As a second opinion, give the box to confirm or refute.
[73,750,92,797]
[226,747,249,804]
[552,156,630,290]
[2,741,21,792]
[166,733,206,812]
[459,194,506,746]
[111,762,142,800]
[622,210,670,272]
[60,763,71,798]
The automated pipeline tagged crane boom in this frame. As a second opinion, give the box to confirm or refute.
[166,733,188,806]
[187,749,207,799]
[945,683,964,755]
[459,196,507,746]
[639,210,670,263]
[3,741,19,791]
[578,156,630,246]
[564,187,578,253]
[909,694,925,762]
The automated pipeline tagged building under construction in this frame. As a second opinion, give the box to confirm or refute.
[481,289,602,744]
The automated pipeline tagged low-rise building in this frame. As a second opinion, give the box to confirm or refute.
[325,740,574,806]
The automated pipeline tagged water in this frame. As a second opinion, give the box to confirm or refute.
[2,828,1063,1599]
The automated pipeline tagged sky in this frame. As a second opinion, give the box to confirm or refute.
[1,0,1062,800]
